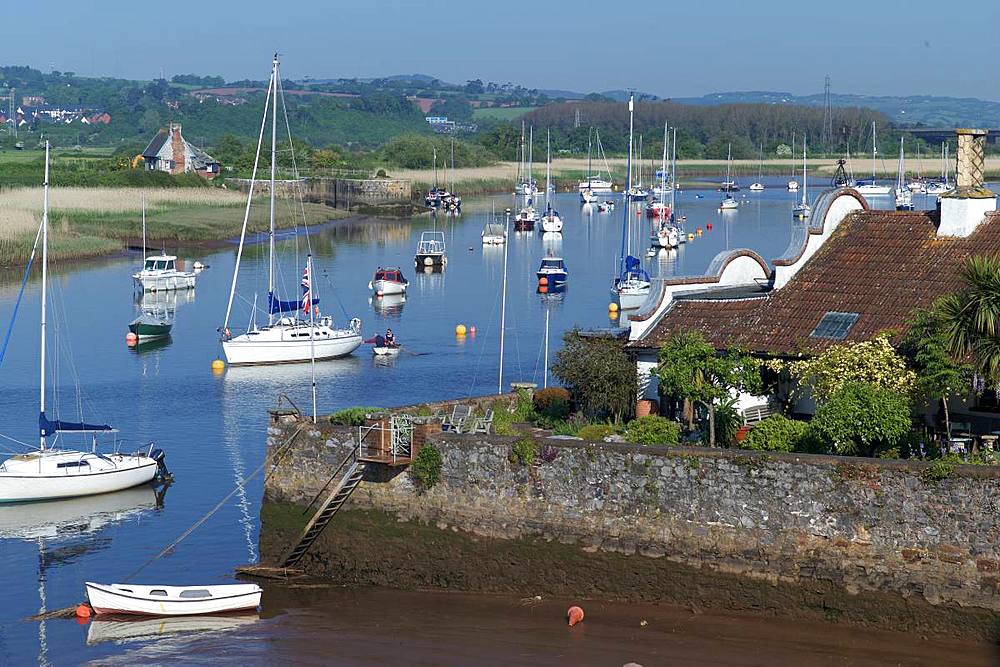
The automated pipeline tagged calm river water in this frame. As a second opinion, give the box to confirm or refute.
[0,183,992,665]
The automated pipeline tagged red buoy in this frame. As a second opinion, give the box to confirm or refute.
[567,605,584,626]
[75,604,92,619]
[706,223,713,230]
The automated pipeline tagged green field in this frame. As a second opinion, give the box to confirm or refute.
[472,106,537,120]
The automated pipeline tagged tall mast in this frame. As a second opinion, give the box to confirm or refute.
[308,254,317,423]
[498,208,510,394]
[433,147,437,189]
[39,141,49,450]
[528,126,533,187]
[897,137,905,191]
[670,127,677,215]
[659,121,668,207]
[545,129,551,212]
[267,54,278,327]
[725,143,732,187]
[619,94,634,277]
[141,194,146,262]
[871,121,876,181]
[450,138,454,192]
[587,128,593,188]
[801,135,808,206]
[543,308,550,389]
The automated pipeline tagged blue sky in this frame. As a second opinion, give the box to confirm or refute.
[8,0,998,99]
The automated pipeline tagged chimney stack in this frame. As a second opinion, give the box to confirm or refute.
[938,128,996,237]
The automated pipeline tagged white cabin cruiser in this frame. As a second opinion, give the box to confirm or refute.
[132,254,196,292]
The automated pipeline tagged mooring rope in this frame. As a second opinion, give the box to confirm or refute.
[122,423,306,582]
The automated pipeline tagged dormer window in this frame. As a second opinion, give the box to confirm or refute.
[810,312,859,340]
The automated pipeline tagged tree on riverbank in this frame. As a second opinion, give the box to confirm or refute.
[551,330,637,423]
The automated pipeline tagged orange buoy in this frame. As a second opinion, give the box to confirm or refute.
[75,603,92,619]
[125,332,138,345]
[538,276,549,286]
[538,285,549,293]
[567,605,585,626]
[376,291,384,297]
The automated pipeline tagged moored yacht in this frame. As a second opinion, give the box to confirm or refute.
[132,254,196,292]
[220,55,363,367]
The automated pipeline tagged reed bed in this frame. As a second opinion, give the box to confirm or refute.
[0,186,246,216]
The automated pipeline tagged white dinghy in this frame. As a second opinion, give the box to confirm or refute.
[85,582,262,616]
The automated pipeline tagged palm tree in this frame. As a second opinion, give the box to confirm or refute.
[938,254,1000,385]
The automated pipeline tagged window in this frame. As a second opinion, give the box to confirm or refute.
[149,589,168,596]
[57,460,90,469]
[810,312,860,340]
[179,589,212,598]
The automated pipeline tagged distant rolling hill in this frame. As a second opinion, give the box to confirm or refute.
[672,91,1000,127]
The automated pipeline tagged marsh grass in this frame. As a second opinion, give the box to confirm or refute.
[0,186,342,267]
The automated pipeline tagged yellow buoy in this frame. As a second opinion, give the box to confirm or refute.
[455,324,467,336]
[608,302,619,312]
[687,233,695,241]
[211,359,225,371]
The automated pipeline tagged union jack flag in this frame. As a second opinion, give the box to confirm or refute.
[300,263,312,314]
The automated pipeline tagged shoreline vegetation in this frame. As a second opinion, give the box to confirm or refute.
[0,186,347,268]
[398,156,1000,197]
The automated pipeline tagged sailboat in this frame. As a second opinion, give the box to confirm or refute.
[540,131,563,232]
[517,124,538,197]
[627,134,649,200]
[424,148,443,208]
[580,128,599,203]
[577,128,614,194]
[612,95,651,311]
[787,134,800,191]
[220,55,362,366]
[649,124,679,250]
[0,143,167,503]
[894,137,914,211]
[925,142,954,195]
[907,143,926,193]
[854,122,892,195]
[719,143,739,209]
[749,143,765,191]
[792,136,811,218]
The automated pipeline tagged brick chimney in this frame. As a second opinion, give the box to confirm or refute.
[169,123,186,175]
[938,128,996,237]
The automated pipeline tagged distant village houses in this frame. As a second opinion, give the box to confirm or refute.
[14,104,111,126]
[141,123,221,179]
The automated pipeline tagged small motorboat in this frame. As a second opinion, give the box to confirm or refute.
[369,266,408,295]
[787,179,799,192]
[414,231,447,268]
[719,196,739,210]
[85,582,262,616]
[373,345,401,357]
[482,223,506,245]
[536,255,568,287]
[514,206,538,231]
[748,182,764,191]
[128,311,172,340]
[646,201,670,219]
[132,254,197,292]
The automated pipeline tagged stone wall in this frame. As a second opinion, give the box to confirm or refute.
[226,177,411,210]
[262,417,1000,636]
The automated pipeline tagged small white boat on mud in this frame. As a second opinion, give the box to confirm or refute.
[85,582,262,616]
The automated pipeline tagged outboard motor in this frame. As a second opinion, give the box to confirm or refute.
[150,448,171,483]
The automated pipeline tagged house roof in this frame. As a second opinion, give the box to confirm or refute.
[631,209,1000,356]
[142,131,169,159]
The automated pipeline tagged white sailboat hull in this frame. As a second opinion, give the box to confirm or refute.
[0,451,158,503]
[86,582,262,616]
[578,179,614,193]
[855,184,892,195]
[223,320,363,365]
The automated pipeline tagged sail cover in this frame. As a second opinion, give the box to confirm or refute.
[622,255,650,282]
[267,291,319,315]
[39,412,113,437]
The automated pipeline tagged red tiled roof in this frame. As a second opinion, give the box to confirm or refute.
[633,209,1000,355]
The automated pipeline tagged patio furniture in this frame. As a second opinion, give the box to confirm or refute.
[469,409,494,434]
[441,405,473,433]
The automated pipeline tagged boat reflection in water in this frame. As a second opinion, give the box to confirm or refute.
[370,293,406,317]
[87,612,259,647]
[131,335,173,355]
[0,484,165,541]
[221,355,363,389]
[541,231,563,253]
